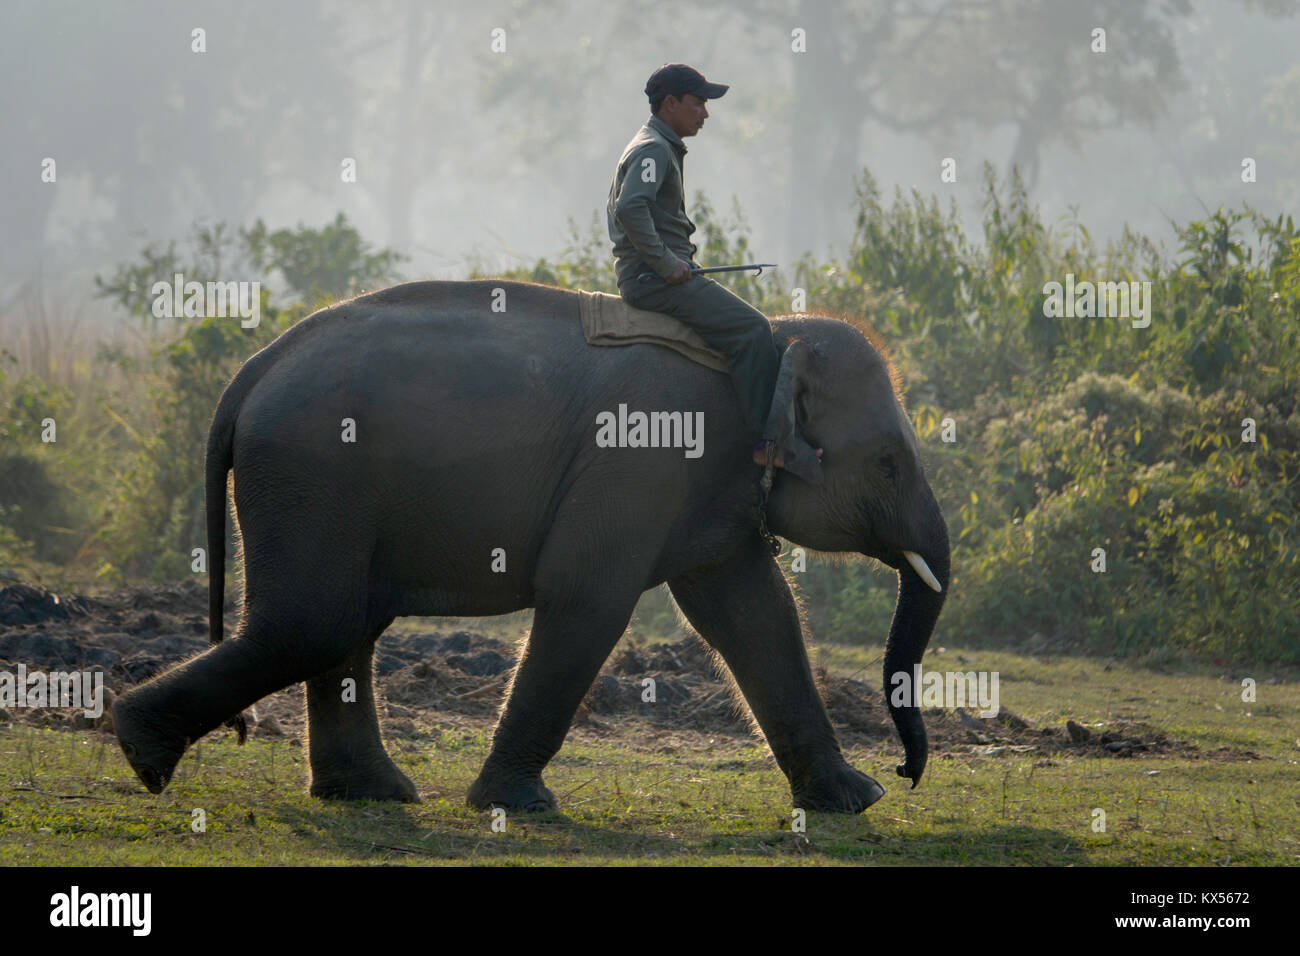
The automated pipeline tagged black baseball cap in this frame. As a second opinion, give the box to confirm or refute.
[645,63,729,104]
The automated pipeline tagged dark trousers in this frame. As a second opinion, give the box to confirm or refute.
[622,274,780,440]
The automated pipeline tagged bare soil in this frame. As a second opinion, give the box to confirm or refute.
[0,581,1258,762]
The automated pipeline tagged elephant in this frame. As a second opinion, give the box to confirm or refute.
[112,278,949,814]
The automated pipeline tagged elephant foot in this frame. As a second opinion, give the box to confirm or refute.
[467,770,557,812]
[793,763,885,814]
[309,761,419,803]
[113,695,189,795]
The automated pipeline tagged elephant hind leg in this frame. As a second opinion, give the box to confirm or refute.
[305,619,418,802]
[114,597,375,797]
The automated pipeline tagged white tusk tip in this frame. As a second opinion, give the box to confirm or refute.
[903,550,942,593]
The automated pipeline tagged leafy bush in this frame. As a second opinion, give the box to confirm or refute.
[0,357,81,565]
[89,215,403,579]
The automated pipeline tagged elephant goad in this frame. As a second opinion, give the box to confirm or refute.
[113,279,949,814]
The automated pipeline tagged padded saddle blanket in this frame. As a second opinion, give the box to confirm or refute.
[576,289,730,373]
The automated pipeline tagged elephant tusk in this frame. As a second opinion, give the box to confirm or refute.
[903,551,942,593]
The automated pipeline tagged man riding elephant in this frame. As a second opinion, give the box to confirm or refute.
[111,67,950,818]
[607,63,808,470]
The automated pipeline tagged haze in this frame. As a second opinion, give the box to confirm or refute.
[3,0,1298,305]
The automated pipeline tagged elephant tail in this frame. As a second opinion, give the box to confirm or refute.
[205,338,285,653]
[205,394,234,651]
[205,365,252,745]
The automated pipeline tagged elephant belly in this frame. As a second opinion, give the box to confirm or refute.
[374,481,551,617]
[393,586,535,618]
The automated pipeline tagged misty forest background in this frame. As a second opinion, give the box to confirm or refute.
[1,1,1297,668]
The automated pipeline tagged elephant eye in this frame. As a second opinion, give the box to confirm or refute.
[878,453,898,481]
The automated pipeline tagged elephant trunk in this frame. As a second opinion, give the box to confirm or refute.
[882,506,950,788]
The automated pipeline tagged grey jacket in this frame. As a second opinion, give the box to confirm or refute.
[606,114,698,292]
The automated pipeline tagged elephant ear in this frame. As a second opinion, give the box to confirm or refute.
[764,338,824,487]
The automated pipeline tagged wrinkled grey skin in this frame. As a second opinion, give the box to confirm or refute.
[113,279,949,813]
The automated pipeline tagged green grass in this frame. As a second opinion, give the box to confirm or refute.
[1,645,1297,866]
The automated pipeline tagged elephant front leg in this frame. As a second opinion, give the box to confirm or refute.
[668,539,885,813]
[305,630,418,803]
[467,596,637,813]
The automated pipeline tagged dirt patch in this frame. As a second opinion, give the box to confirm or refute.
[0,580,1261,762]
[0,583,92,627]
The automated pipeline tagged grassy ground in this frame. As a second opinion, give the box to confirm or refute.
[1,642,1296,866]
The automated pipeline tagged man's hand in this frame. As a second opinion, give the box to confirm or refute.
[665,259,691,285]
